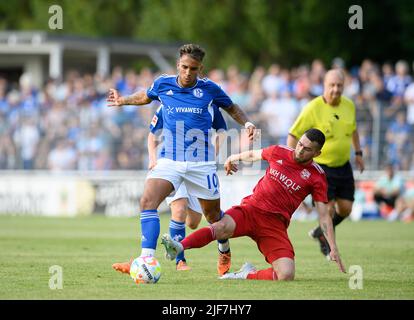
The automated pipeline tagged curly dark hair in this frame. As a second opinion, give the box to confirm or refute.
[179,44,205,62]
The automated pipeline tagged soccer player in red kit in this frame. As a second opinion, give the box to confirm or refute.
[161,128,346,280]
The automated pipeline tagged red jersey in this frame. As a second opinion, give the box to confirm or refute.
[242,145,328,222]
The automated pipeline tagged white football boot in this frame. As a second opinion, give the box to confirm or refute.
[161,233,183,260]
[219,262,257,280]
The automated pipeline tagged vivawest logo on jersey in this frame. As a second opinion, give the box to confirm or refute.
[164,104,203,114]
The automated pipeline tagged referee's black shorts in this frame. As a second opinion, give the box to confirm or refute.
[318,161,355,202]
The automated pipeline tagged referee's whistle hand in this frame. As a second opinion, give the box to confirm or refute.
[356,156,365,173]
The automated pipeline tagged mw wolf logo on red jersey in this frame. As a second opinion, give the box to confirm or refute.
[269,168,302,193]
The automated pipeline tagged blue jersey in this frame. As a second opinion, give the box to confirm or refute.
[150,104,227,161]
[147,75,232,161]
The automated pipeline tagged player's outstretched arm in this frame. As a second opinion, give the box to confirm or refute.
[224,149,262,175]
[315,201,346,273]
[223,104,257,141]
[147,132,159,170]
[107,88,152,107]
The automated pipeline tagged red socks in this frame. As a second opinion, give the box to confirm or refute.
[180,227,280,281]
[181,225,216,250]
[247,267,278,280]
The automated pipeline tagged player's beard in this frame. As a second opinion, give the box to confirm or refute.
[294,153,312,164]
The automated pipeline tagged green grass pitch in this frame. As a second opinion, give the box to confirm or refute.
[0,214,413,300]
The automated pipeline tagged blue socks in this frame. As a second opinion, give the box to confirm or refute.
[170,219,186,263]
[139,209,229,258]
[140,210,160,257]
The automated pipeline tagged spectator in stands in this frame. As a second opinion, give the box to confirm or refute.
[373,163,405,218]
[388,188,414,223]
[77,123,105,170]
[116,137,141,170]
[13,117,40,169]
[381,62,394,88]
[360,72,392,128]
[246,66,266,115]
[332,57,345,70]
[248,66,266,94]
[46,101,67,133]
[225,65,241,96]
[309,65,325,97]
[208,68,227,90]
[386,60,412,98]
[262,64,283,97]
[1,59,414,172]
[94,147,114,170]
[361,71,391,103]
[34,132,53,170]
[0,134,16,169]
[229,74,250,109]
[371,72,392,103]
[343,71,360,101]
[112,66,125,91]
[311,59,326,78]
[385,111,412,169]
[385,60,412,119]
[6,89,22,131]
[48,139,77,171]
[260,90,299,145]
[0,77,9,114]
[404,80,414,126]
[292,65,311,106]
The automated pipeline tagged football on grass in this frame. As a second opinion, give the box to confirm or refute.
[129,256,161,284]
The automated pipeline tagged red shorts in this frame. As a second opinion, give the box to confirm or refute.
[225,203,294,263]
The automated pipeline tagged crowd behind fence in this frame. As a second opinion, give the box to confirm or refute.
[1,58,414,171]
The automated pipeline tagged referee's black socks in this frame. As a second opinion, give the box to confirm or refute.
[332,212,345,229]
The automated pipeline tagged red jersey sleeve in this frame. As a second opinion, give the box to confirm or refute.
[311,172,329,203]
[261,145,278,162]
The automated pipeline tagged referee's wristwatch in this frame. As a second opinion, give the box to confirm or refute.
[355,150,363,157]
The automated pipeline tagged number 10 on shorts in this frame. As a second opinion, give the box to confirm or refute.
[206,173,219,190]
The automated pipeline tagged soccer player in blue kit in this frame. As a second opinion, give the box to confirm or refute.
[148,104,227,271]
[107,44,257,276]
